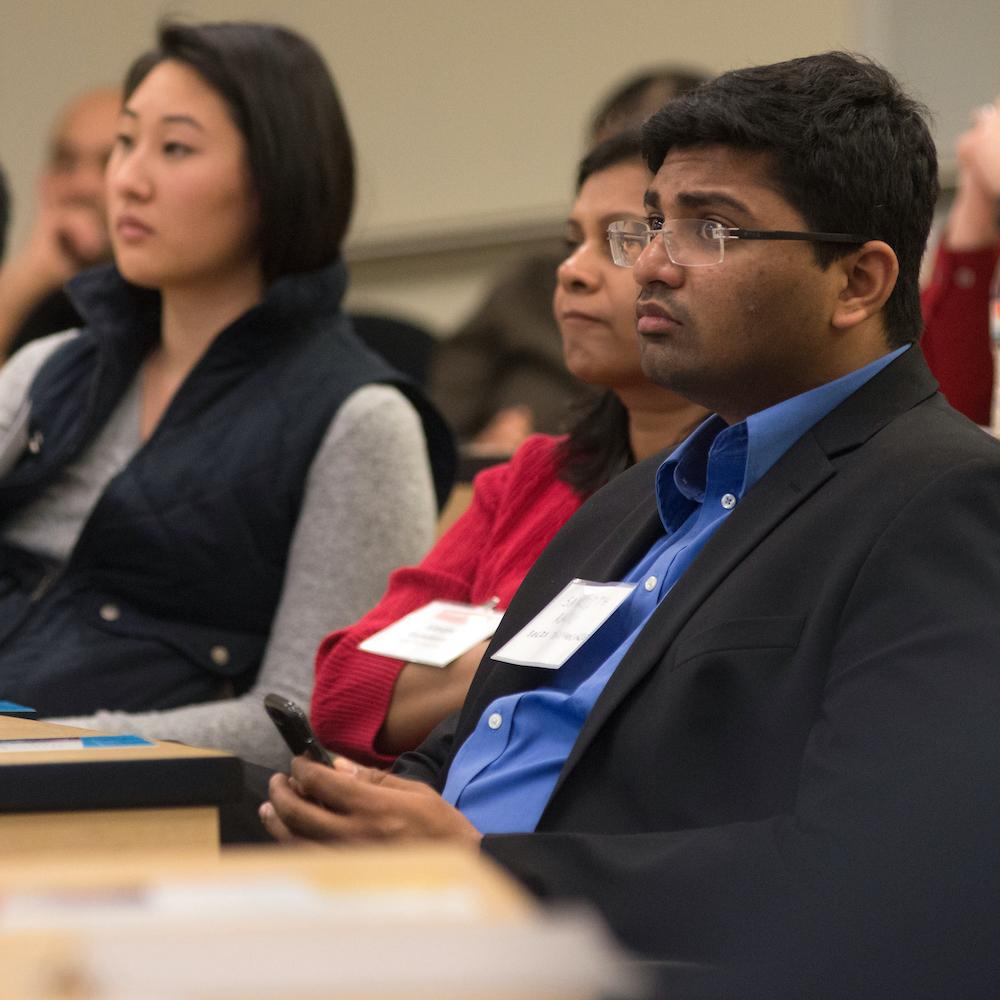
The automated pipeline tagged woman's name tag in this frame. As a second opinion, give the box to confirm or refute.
[491,578,636,670]
[359,600,504,668]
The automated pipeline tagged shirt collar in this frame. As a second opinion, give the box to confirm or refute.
[655,344,910,530]
[742,344,909,490]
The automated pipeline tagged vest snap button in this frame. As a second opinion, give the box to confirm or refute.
[210,645,230,667]
[99,603,121,622]
[27,430,44,455]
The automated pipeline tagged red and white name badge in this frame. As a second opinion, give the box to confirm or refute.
[359,599,504,668]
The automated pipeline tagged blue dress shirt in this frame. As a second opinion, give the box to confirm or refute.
[443,346,909,833]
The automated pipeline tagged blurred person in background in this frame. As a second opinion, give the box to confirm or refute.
[920,95,1000,424]
[0,87,120,357]
[426,66,709,455]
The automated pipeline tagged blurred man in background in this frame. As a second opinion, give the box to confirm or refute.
[0,86,119,358]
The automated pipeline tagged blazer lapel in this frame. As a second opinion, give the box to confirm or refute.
[548,345,940,798]
[550,434,836,795]
[474,459,668,705]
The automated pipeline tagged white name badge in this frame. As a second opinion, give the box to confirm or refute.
[359,600,504,668]
[491,578,636,670]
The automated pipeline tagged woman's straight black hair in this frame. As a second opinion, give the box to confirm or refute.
[123,20,355,285]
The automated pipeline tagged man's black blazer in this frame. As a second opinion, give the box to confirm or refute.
[397,347,1000,997]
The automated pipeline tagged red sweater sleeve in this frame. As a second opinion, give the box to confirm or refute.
[920,241,999,425]
[310,435,581,766]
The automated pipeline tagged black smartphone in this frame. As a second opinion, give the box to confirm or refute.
[263,693,335,766]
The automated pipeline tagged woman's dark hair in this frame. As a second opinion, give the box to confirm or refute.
[123,21,355,284]
[642,52,938,347]
[576,128,643,189]
[558,130,645,498]
[557,389,633,498]
[589,66,709,144]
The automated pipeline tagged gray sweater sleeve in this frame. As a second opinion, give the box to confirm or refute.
[0,331,77,476]
[53,384,438,769]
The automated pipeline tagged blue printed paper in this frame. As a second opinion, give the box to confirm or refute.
[80,735,155,748]
[0,734,155,754]
[0,700,36,716]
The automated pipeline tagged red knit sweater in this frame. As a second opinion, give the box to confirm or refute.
[311,434,582,765]
[920,242,1000,425]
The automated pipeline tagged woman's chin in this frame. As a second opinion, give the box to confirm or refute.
[565,356,622,389]
[112,257,165,290]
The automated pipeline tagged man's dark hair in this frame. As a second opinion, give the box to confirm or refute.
[560,130,645,498]
[0,164,9,263]
[642,52,938,347]
[124,21,355,285]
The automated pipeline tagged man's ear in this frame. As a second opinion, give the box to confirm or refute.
[831,241,899,330]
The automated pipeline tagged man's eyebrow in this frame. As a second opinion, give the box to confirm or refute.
[676,190,751,215]
[643,189,661,211]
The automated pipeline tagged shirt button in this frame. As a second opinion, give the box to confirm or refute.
[210,645,230,667]
[27,430,44,454]
[99,603,121,622]
[721,493,737,510]
[644,576,657,592]
[487,712,503,730]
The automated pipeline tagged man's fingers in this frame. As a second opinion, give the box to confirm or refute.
[283,760,447,840]
[260,776,305,842]
[258,800,297,842]
[290,757,392,818]
[267,772,361,841]
[267,766,481,846]
[291,756,429,809]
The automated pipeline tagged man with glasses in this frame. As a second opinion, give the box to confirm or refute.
[265,52,1000,998]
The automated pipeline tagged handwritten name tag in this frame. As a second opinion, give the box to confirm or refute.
[491,579,635,669]
[359,600,504,668]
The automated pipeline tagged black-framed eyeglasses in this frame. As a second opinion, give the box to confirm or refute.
[606,218,872,268]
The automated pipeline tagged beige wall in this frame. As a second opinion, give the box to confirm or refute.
[1,0,994,335]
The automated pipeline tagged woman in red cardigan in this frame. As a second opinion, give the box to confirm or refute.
[311,132,709,764]
[920,96,1000,425]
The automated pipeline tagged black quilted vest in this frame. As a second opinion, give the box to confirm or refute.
[0,262,454,714]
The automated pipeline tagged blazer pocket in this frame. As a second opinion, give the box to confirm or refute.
[673,615,805,669]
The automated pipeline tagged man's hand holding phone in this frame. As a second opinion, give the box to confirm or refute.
[261,691,481,847]
[260,749,482,849]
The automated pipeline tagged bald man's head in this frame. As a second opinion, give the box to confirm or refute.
[45,87,120,212]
